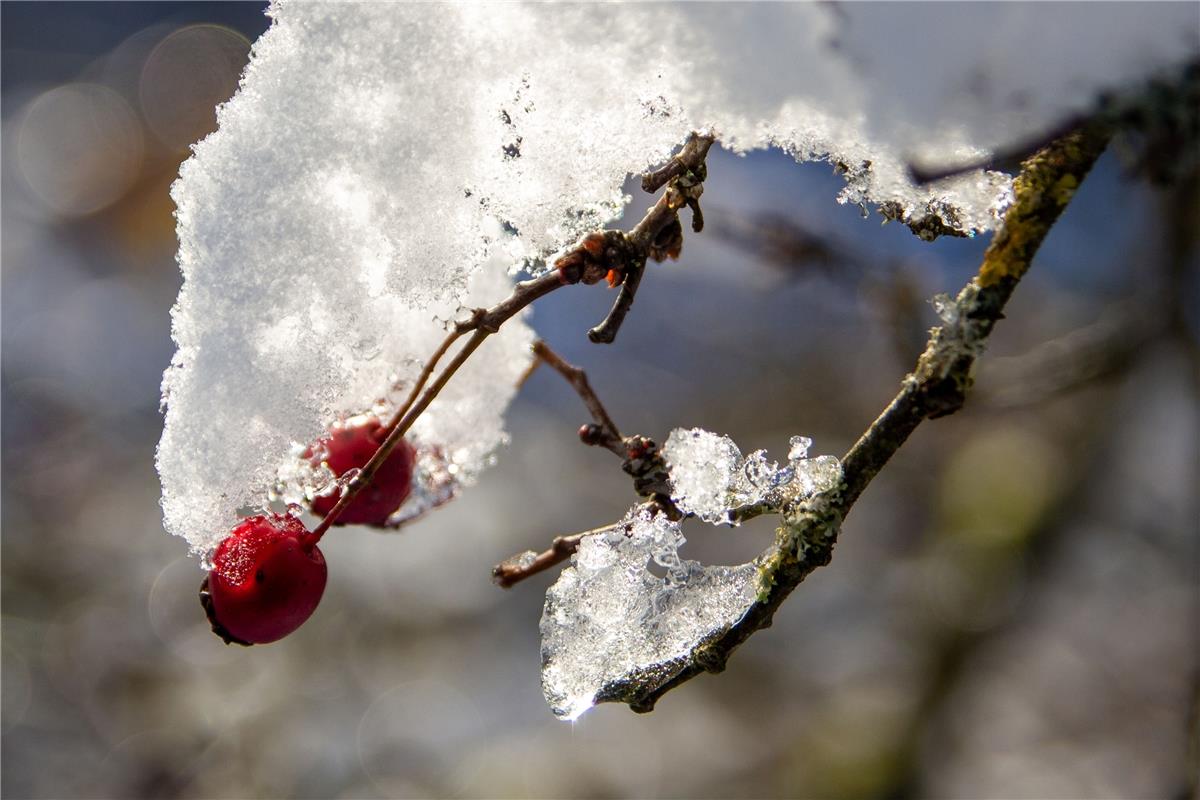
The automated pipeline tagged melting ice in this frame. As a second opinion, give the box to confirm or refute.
[540,506,759,720]
[664,428,843,524]
[541,429,843,719]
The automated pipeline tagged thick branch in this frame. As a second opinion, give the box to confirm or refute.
[842,121,1113,505]
[622,122,1113,713]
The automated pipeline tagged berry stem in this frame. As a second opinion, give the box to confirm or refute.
[385,326,467,437]
[310,328,488,540]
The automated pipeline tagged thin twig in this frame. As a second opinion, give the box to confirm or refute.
[525,341,678,511]
[642,134,715,193]
[589,260,646,344]
[589,133,714,343]
[530,340,623,453]
[310,328,491,540]
[310,271,566,539]
[515,353,543,389]
[491,342,684,579]
[492,528,599,588]
[908,116,1084,184]
[386,326,467,435]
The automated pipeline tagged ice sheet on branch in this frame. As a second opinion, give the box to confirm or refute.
[540,507,759,720]
[541,430,843,718]
[158,1,1195,554]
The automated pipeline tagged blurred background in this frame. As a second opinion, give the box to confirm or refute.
[2,3,1197,798]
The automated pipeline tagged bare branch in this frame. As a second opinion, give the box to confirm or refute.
[588,259,646,344]
[530,345,680,513]
[908,116,1085,185]
[311,326,492,539]
[618,121,1114,713]
[641,133,714,193]
[492,528,599,589]
[530,340,624,455]
[588,133,714,343]
[492,341,684,578]
[388,326,468,435]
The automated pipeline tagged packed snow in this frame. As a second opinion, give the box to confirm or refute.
[159,1,1195,560]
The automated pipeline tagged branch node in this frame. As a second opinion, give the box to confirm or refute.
[693,644,728,674]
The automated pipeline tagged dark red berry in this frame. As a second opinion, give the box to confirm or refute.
[308,416,415,526]
[203,514,326,645]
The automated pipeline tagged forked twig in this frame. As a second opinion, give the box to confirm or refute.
[493,342,681,586]
[530,340,623,454]
[387,326,468,435]
[496,123,1114,714]
[590,134,713,343]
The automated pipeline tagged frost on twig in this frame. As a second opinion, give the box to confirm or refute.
[605,124,1115,715]
[540,431,843,719]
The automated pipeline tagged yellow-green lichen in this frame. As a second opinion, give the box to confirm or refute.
[976,125,1109,288]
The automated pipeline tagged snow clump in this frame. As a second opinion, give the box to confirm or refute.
[159,1,1195,556]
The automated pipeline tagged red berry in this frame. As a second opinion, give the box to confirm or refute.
[201,514,326,645]
[308,416,415,526]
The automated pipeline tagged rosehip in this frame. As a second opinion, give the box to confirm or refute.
[201,514,326,645]
[308,416,415,526]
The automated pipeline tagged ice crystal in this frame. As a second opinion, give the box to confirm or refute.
[661,429,742,524]
[540,507,759,720]
[931,293,959,325]
[664,428,843,524]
